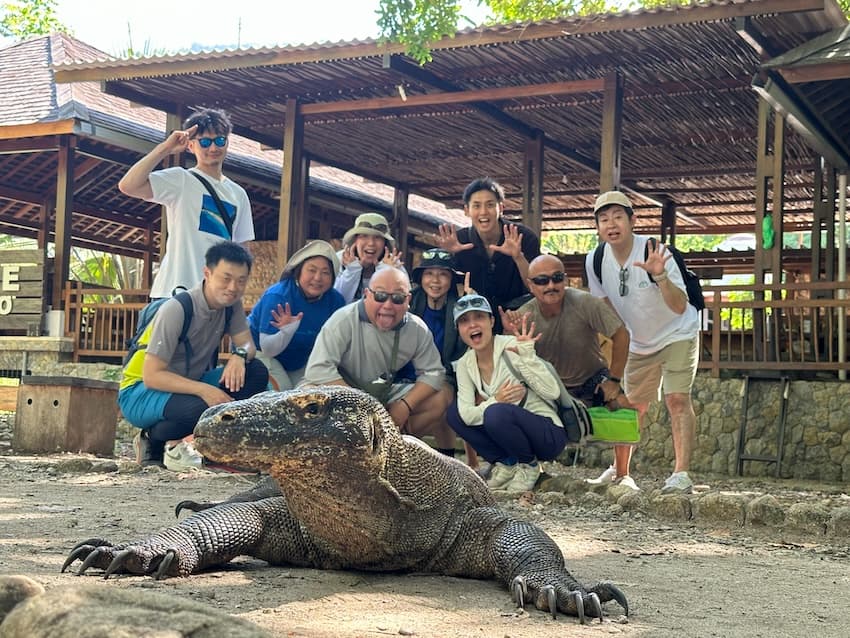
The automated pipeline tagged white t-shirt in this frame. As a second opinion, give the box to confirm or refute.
[585,235,700,355]
[148,167,254,298]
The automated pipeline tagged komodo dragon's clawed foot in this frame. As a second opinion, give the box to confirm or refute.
[510,575,627,623]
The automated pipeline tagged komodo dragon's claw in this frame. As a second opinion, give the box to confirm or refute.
[568,590,584,624]
[590,581,629,617]
[174,500,217,517]
[510,576,527,609]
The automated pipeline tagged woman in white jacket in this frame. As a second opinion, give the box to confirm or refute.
[448,293,567,492]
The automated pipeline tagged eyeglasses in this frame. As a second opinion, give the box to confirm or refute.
[368,288,408,305]
[354,221,389,234]
[529,272,566,286]
[619,267,629,297]
[421,249,452,260]
[196,136,227,148]
[455,296,488,311]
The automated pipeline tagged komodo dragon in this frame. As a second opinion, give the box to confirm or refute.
[63,386,628,623]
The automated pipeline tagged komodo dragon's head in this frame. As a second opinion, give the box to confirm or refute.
[193,386,398,473]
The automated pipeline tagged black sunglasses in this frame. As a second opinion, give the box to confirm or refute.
[455,296,488,311]
[368,288,408,305]
[422,249,452,260]
[529,272,566,286]
[197,136,227,148]
[619,267,629,297]
[354,221,389,234]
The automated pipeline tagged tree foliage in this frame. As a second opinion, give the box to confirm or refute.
[0,0,67,40]
[378,0,850,64]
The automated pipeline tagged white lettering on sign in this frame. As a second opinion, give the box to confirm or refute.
[0,295,14,315]
[1,265,21,291]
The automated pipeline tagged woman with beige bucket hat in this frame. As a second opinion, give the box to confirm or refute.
[248,240,345,390]
[335,212,407,303]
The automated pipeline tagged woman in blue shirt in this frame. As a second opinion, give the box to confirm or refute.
[248,240,345,390]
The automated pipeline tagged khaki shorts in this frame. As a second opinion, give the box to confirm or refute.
[624,336,699,405]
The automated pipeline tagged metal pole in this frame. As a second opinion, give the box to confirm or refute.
[838,172,847,381]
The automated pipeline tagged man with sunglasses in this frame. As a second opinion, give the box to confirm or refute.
[433,177,540,331]
[585,191,700,494]
[119,108,254,300]
[303,266,456,455]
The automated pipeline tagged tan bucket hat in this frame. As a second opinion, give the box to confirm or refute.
[282,240,341,277]
[342,212,395,250]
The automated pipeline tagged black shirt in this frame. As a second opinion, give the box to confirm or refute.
[453,218,541,318]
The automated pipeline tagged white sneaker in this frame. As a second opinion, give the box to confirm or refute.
[506,463,541,493]
[585,465,617,485]
[163,441,204,472]
[487,462,517,490]
[617,475,640,491]
[661,471,693,494]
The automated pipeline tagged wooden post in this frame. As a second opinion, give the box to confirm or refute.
[522,131,544,236]
[52,136,74,311]
[394,187,410,261]
[278,98,304,274]
[600,71,623,193]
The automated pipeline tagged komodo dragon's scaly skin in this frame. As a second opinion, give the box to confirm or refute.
[63,386,628,622]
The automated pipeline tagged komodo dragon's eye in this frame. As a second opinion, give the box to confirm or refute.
[304,401,320,416]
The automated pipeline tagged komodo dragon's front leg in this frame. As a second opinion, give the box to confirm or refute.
[491,519,628,622]
[174,474,282,517]
[62,497,317,579]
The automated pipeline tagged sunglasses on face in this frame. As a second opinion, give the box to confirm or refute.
[421,249,452,260]
[196,136,227,148]
[619,267,629,297]
[368,288,408,305]
[455,296,488,311]
[354,221,389,234]
[529,272,566,286]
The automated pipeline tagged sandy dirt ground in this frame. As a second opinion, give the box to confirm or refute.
[0,445,847,638]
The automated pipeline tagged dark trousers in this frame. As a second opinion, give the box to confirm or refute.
[446,400,567,465]
[149,359,269,443]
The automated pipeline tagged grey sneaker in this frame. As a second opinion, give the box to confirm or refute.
[133,430,164,467]
[505,463,541,493]
[661,471,693,494]
[474,460,493,480]
[487,462,517,490]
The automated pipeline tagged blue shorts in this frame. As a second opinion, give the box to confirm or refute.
[117,367,225,429]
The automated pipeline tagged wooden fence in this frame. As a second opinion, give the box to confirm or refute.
[61,280,850,377]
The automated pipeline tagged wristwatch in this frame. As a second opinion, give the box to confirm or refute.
[233,346,249,361]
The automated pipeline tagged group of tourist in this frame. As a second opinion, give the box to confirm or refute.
[115,108,699,495]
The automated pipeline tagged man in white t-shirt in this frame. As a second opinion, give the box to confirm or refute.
[584,191,701,494]
[119,108,255,299]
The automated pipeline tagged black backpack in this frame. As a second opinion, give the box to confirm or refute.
[592,238,705,311]
[123,291,233,375]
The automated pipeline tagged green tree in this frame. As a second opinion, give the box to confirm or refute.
[378,0,850,64]
[0,0,68,40]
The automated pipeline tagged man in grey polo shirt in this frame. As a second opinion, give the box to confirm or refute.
[303,265,456,455]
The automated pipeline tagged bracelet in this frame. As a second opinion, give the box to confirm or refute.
[399,397,413,413]
[653,270,669,282]
[607,376,621,383]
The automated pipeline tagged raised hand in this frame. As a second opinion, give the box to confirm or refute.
[461,272,476,295]
[514,312,541,344]
[271,303,303,329]
[633,239,672,278]
[433,224,473,254]
[489,223,523,259]
[340,244,356,267]
[382,248,404,269]
[498,306,523,336]
[163,124,198,155]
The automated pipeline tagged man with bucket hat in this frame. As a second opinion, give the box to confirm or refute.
[248,240,345,390]
[584,190,700,494]
[336,212,406,303]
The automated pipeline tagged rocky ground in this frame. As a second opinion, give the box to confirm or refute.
[0,409,848,637]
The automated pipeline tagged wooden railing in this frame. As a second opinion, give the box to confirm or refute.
[62,280,850,378]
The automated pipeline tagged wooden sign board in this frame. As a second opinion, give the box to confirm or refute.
[0,249,46,332]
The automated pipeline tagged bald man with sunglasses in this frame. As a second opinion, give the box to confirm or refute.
[119,108,254,300]
[302,266,457,455]
[501,254,630,409]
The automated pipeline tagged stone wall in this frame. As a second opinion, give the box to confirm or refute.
[578,374,850,482]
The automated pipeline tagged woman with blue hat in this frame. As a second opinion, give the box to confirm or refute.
[449,294,567,492]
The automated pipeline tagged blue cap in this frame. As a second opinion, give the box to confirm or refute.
[453,294,493,324]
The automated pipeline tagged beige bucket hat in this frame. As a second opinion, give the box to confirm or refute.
[342,212,395,250]
[282,240,341,277]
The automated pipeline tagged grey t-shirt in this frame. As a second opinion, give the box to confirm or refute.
[146,283,249,380]
[519,288,623,386]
